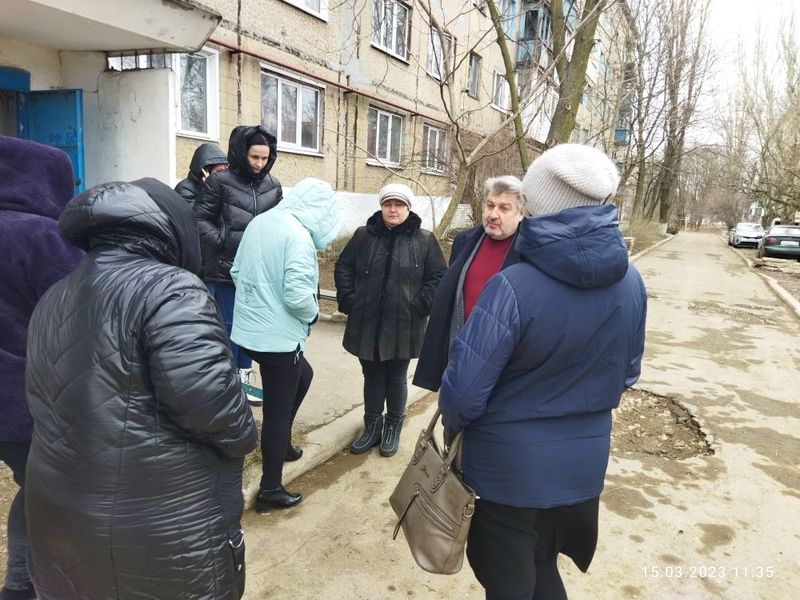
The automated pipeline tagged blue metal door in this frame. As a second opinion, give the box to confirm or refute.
[27,90,85,194]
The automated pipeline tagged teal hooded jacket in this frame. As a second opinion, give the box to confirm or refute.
[230,178,341,352]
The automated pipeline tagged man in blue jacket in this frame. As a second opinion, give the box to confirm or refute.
[439,144,647,600]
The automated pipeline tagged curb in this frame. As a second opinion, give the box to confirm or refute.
[243,379,430,509]
[729,245,800,322]
[629,234,674,263]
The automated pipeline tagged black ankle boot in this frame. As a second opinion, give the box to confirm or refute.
[380,416,404,457]
[350,415,383,454]
[255,486,302,512]
[285,445,303,461]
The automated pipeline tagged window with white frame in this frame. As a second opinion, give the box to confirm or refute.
[177,51,219,137]
[372,0,411,60]
[467,53,481,98]
[427,27,453,81]
[491,71,511,111]
[367,106,403,165]
[281,0,328,20]
[261,71,322,153]
[422,124,448,173]
[107,50,219,138]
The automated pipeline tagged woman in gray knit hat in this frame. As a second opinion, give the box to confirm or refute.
[438,144,647,600]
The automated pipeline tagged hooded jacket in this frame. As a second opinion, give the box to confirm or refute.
[335,211,446,361]
[231,178,341,353]
[25,179,258,600]
[438,205,647,509]
[194,125,282,282]
[174,142,228,206]
[0,135,82,443]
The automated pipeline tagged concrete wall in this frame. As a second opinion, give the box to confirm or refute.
[92,69,175,185]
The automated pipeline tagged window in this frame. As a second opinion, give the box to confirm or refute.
[107,49,219,139]
[367,106,403,165]
[467,53,481,98]
[491,71,511,112]
[427,27,454,81]
[261,71,322,153]
[520,3,553,47]
[372,0,410,61]
[422,124,448,173]
[500,0,518,39]
[563,0,578,32]
[281,0,328,20]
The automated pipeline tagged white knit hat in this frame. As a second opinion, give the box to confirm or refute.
[522,144,620,216]
[378,183,413,208]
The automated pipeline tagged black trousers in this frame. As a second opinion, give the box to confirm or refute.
[245,348,313,490]
[358,358,410,422]
[466,497,599,600]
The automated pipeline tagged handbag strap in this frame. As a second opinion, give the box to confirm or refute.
[422,409,465,472]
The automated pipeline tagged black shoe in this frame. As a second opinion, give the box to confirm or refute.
[350,416,383,454]
[379,416,405,457]
[1,586,36,600]
[285,445,303,461]
[255,486,302,512]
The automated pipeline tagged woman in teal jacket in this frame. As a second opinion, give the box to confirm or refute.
[231,178,341,512]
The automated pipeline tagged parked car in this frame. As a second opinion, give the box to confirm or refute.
[757,225,800,259]
[731,222,765,248]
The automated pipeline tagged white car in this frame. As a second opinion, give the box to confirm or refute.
[731,222,765,248]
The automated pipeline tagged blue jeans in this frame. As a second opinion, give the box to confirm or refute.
[0,441,32,592]
[206,281,252,370]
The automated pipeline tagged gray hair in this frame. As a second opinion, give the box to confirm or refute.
[484,175,525,210]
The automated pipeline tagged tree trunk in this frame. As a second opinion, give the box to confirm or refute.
[546,0,605,146]
[435,166,472,238]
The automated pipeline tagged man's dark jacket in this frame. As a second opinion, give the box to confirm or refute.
[0,135,82,443]
[25,179,258,600]
[412,224,520,391]
[335,211,446,361]
[194,125,281,282]
[174,142,228,206]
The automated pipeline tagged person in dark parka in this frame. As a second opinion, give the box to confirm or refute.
[174,142,228,206]
[0,136,82,600]
[439,144,647,600]
[335,183,446,457]
[413,175,525,392]
[194,125,282,381]
[25,179,258,600]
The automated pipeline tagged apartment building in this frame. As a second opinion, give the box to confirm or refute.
[1,0,632,209]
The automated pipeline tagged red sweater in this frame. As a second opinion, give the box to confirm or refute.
[463,235,514,320]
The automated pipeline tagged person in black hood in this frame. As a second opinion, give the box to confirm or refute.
[335,183,446,458]
[194,125,282,392]
[25,178,258,600]
[174,142,228,206]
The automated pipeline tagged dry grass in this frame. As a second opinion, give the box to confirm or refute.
[621,221,669,255]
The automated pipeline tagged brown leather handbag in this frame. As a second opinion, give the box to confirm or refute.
[389,409,477,575]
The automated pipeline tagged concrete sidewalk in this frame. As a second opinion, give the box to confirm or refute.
[241,321,425,504]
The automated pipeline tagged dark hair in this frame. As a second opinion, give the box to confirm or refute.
[247,133,270,148]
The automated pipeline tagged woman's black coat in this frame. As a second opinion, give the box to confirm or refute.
[25,179,258,600]
[194,125,282,283]
[335,211,446,361]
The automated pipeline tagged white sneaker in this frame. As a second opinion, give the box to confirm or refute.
[238,369,263,406]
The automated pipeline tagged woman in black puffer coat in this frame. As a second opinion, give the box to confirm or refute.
[194,125,282,377]
[25,179,258,600]
[335,184,446,457]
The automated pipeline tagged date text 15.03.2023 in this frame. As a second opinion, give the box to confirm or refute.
[643,565,775,579]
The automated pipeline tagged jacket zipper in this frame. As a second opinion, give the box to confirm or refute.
[250,182,257,214]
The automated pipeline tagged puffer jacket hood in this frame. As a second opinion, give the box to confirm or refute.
[276,178,342,250]
[516,204,629,289]
[60,178,201,275]
[189,142,228,179]
[0,135,74,218]
[227,125,278,181]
